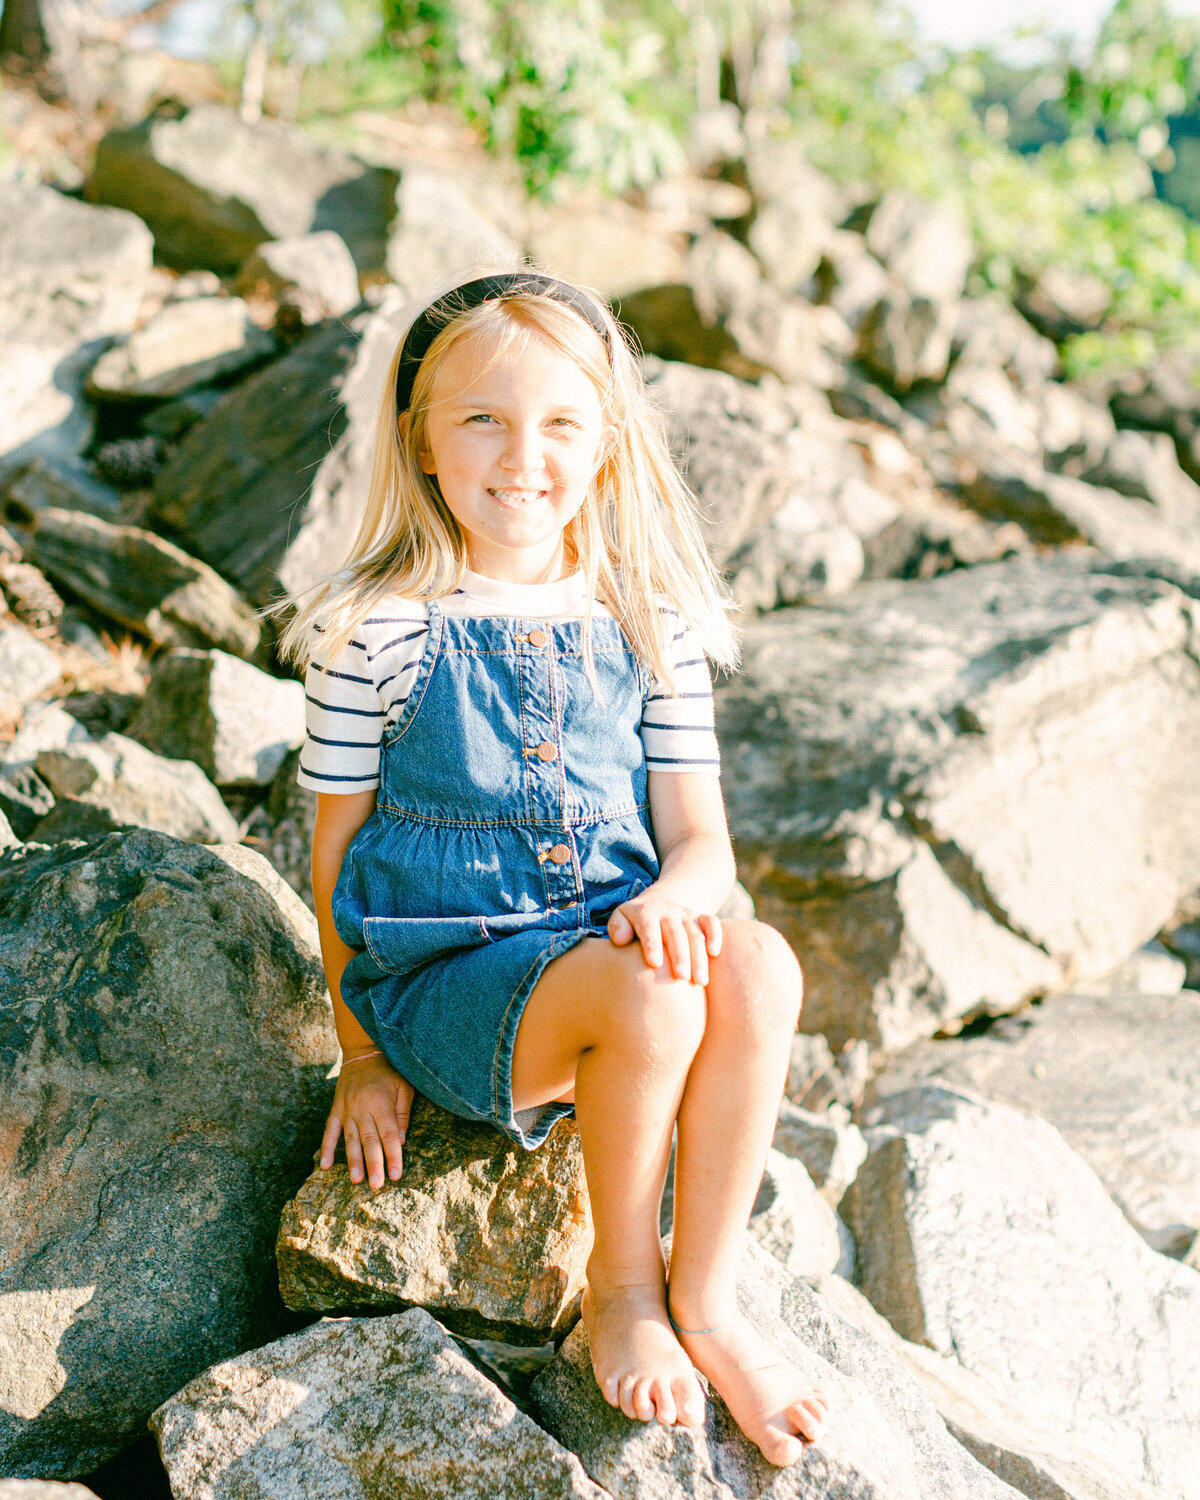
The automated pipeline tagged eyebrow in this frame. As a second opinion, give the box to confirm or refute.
[450,399,591,415]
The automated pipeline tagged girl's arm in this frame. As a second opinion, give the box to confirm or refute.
[312,790,414,1190]
[607,769,737,985]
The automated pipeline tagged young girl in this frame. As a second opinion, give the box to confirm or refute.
[275,268,829,1467]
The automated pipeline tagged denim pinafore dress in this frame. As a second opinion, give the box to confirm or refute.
[331,598,661,1147]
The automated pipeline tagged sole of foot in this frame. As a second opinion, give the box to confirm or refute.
[582,1282,707,1427]
[671,1309,829,1467]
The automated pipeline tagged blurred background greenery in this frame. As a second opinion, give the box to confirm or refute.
[6,0,1200,383]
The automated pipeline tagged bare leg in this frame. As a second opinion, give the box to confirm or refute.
[668,919,830,1467]
[511,938,707,1427]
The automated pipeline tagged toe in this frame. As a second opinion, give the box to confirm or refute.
[789,1400,824,1444]
[631,1377,655,1422]
[618,1375,639,1420]
[760,1426,806,1468]
[673,1373,706,1428]
[599,1373,621,1408]
[650,1379,677,1426]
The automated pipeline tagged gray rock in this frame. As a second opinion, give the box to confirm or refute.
[3,457,123,523]
[525,201,687,300]
[785,1034,871,1113]
[867,988,1200,1245]
[0,762,57,840]
[950,297,1058,389]
[86,296,275,400]
[128,649,304,787]
[386,164,518,292]
[865,193,973,306]
[961,447,1200,570]
[235,231,361,322]
[813,1273,1160,1500]
[713,555,1200,1047]
[151,1308,607,1500]
[744,143,842,293]
[0,180,152,463]
[533,1234,1022,1499]
[773,1103,868,1206]
[0,1484,100,1498]
[1071,938,1186,996]
[0,622,62,714]
[29,507,260,657]
[1015,267,1110,341]
[844,1084,1200,1499]
[620,234,837,388]
[0,807,16,848]
[277,1101,591,1344]
[749,1148,848,1280]
[817,231,891,333]
[151,290,408,605]
[87,103,398,272]
[33,731,239,843]
[642,359,871,602]
[0,830,338,1477]
[862,288,959,391]
[2,703,91,767]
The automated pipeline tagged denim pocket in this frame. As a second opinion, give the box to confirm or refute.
[363,914,490,976]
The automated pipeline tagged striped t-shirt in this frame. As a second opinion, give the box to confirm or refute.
[296,568,721,793]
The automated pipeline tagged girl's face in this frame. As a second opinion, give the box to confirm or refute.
[417,328,606,583]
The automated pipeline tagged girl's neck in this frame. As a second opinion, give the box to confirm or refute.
[463,541,579,587]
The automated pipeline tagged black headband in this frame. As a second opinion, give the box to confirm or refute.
[394,273,613,413]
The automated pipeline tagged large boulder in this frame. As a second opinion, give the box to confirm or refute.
[86,103,398,272]
[713,554,1200,1048]
[867,988,1200,1249]
[533,1235,1022,1500]
[128,649,305,787]
[29,507,260,657]
[813,1272,1159,1500]
[0,181,152,464]
[277,1100,592,1344]
[151,1308,607,1500]
[31,732,240,843]
[235,231,361,323]
[0,830,338,1477]
[844,1084,1200,1499]
[150,290,408,605]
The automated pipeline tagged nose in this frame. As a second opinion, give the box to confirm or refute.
[498,420,547,476]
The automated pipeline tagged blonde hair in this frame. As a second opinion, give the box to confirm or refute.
[267,266,739,694]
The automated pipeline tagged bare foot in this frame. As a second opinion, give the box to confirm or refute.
[582,1283,707,1427]
[671,1309,829,1467]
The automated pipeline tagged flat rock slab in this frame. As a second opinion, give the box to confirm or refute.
[152,1308,607,1500]
[844,1084,1200,1499]
[0,1484,99,1498]
[86,296,275,400]
[533,1236,1020,1500]
[277,1099,592,1343]
[714,554,1200,1048]
[32,731,239,844]
[151,291,409,605]
[868,989,1200,1240]
[0,831,338,1477]
[30,506,260,657]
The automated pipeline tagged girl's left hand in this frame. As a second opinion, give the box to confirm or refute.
[607,889,722,984]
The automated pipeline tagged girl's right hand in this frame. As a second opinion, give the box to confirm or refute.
[320,1051,414,1191]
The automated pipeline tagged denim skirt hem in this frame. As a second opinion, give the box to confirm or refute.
[339,925,597,1149]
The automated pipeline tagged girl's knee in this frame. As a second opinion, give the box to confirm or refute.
[711,919,804,1036]
[604,947,707,1064]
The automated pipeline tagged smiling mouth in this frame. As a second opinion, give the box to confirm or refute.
[488,488,549,503]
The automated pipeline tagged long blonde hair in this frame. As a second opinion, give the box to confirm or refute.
[268,266,739,692]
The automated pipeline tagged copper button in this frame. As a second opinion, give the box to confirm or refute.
[535,740,557,762]
[548,843,572,864]
[527,628,548,647]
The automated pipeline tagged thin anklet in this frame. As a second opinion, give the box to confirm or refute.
[667,1307,734,1336]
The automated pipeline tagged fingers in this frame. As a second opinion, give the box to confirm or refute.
[359,1118,386,1192]
[319,1108,343,1170]
[377,1118,405,1182]
[607,907,634,946]
[697,911,722,956]
[344,1118,365,1185]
